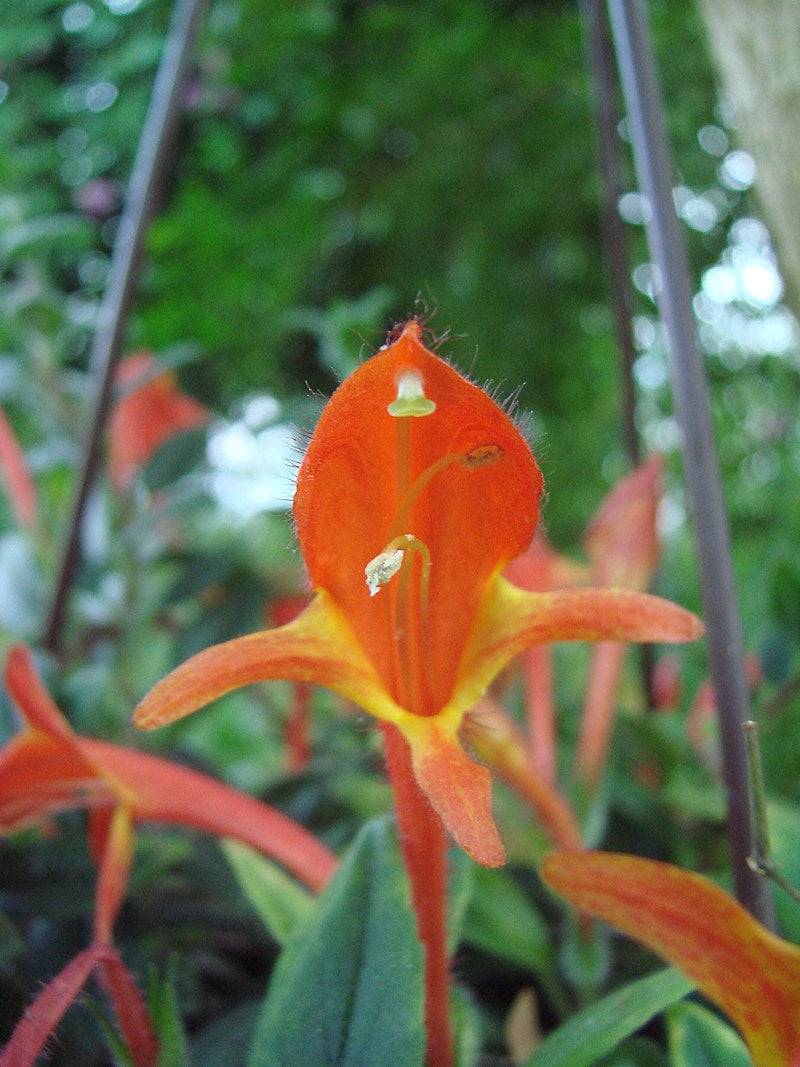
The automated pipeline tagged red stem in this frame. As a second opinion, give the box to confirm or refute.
[381,723,453,1067]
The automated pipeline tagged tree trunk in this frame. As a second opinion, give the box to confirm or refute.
[698,0,800,318]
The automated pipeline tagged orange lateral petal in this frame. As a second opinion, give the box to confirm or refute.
[109,351,207,491]
[451,576,704,721]
[401,714,505,867]
[541,851,800,1067]
[95,946,158,1067]
[84,739,337,892]
[574,640,628,787]
[133,591,405,731]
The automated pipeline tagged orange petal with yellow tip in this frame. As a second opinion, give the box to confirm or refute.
[450,575,704,720]
[133,591,406,732]
[541,850,800,1067]
[401,713,505,867]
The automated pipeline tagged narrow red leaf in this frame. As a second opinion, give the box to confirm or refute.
[0,947,103,1067]
[85,739,337,891]
[96,946,159,1067]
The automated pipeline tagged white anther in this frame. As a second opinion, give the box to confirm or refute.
[387,371,436,417]
[365,548,405,596]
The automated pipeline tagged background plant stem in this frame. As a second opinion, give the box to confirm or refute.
[42,0,208,655]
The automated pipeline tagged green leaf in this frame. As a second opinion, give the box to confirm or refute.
[190,1001,260,1067]
[597,1035,670,1066]
[462,866,552,976]
[769,558,800,641]
[757,798,800,944]
[222,838,313,945]
[143,426,208,491]
[666,1000,751,1067]
[0,213,91,262]
[0,533,44,637]
[148,959,189,1067]
[525,969,694,1067]
[247,817,425,1067]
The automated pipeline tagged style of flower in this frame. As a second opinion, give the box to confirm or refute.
[541,850,800,1067]
[0,645,336,1067]
[134,321,702,868]
[108,350,208,491]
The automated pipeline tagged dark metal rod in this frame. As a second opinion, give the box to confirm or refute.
[581,0,656,710]
[581,0,640,468]
[607,0,774,926]
[43,0,208,654]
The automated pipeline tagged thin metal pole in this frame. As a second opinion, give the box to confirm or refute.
[607,0,774,926]
[581,0,640,468]
[581,0,656,710]
[43,0,208,654]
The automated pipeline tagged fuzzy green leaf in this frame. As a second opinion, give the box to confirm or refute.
[247,817,425,1067]
[525,969,694,1067]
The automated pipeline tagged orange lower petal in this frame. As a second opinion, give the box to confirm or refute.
[402,714,505,867]
[541,851,800,1066]
[451,576,703,721]
[133,591,405,731]
[463,698,582,852]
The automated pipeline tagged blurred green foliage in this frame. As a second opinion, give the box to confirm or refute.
[2,0,800,1062]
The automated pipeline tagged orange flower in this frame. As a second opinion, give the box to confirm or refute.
[541,850,800,1067]
[0,645,336,891]
[0,645,336,1067]
[108,351,207,491]
[134,322,702,866]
